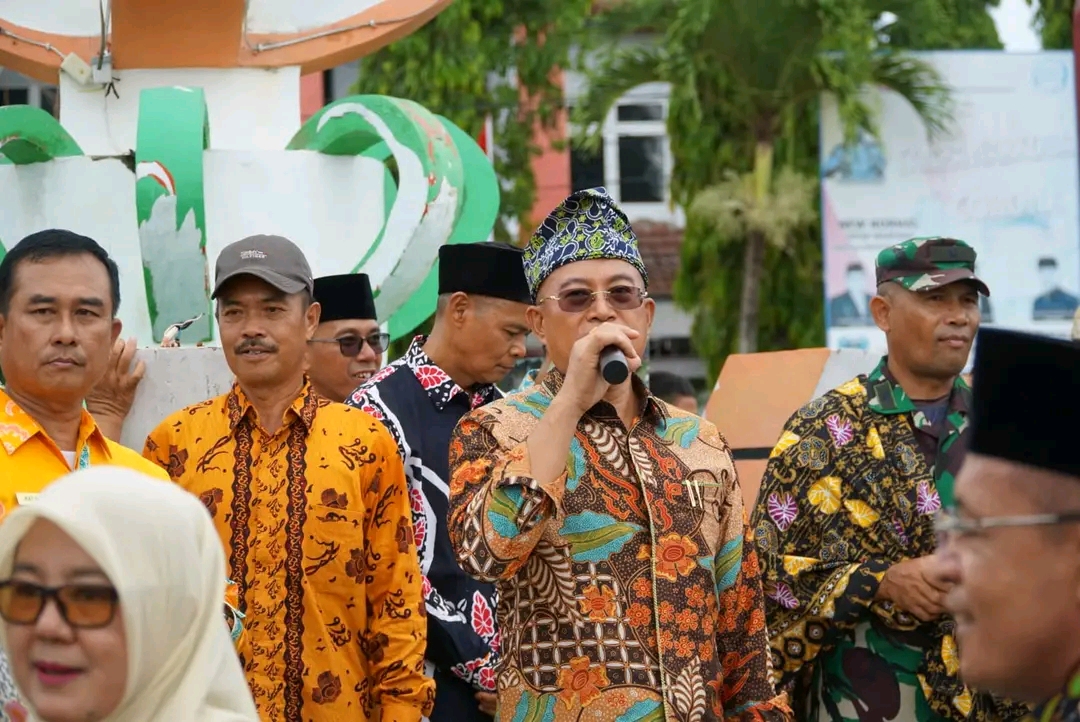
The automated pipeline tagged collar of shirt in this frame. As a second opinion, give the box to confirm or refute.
[0,387,109,461]
[864,356,971,428]
[539,368,668,427]
[402,335,499,411]
[1032,668,1080,722]
[225,378,320,433]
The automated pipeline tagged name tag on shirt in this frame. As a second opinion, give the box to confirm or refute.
[15,493,38,506]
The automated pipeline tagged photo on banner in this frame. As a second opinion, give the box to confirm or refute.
[820,50,1080,364]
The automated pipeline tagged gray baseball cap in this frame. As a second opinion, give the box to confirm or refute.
[211,234,314,299]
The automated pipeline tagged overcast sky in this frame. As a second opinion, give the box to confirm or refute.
[991,0,1042,51]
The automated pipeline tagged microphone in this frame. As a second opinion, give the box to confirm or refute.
[599,346,630,385]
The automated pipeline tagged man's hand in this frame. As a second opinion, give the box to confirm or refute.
[86,338,145,440]
[555,322,642,415]
[475,692,498,717]
[875,556,952,622]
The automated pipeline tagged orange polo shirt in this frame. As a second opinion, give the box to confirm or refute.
[0,388,251,659]
[0,387,168,514]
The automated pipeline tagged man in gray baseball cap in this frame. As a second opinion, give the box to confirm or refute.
[143,234,434,721]
[211,233,315,299]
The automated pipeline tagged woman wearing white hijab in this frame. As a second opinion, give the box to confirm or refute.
[0,466,258,722]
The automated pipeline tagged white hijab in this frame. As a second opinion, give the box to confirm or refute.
[0,466,258,722]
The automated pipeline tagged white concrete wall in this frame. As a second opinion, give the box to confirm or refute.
[0,151,387,345]
[58,69,302,154]
[4,1,102,35]
[246,0,383,33]
[120,347,234,451]
[812,349,881,397]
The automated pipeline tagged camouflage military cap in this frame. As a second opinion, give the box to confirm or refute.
[875,237,990,296]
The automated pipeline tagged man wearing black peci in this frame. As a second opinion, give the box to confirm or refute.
[347,242,532,720]
[307,273,387,402]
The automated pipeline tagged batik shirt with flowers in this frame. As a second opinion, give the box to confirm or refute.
[348,336,502,721]
[447,370,790,722]
[751,359,1027,722]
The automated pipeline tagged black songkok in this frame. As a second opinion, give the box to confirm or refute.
[969,327,1080,478]
[313,274,377,322]
[438,242,531,304]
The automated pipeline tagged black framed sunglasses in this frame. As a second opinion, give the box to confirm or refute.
[309,332,390,358]
[538,285,648,314]
[0,581,119,629]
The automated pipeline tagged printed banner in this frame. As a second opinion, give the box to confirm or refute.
[821,50,1079,356]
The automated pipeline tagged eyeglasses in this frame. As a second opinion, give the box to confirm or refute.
[538,285,648,314]
[933,507,1080,546]
[309,332,390,357]
[0,581,119,628]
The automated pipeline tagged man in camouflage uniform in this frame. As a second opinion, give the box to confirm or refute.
[751,238,1027,722]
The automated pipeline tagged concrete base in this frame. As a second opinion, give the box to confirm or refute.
[120,347,234,451]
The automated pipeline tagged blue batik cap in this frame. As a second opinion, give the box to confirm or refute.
[524,187,649,301]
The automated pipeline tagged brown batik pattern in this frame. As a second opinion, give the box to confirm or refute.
[226,391,253,623]
[283,416,310,721]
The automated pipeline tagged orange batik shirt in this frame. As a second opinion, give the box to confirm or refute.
[143,381,433,722]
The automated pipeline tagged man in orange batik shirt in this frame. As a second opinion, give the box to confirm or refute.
[144,235,433,722]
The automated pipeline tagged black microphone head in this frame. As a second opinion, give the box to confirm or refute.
[600,347,630,384]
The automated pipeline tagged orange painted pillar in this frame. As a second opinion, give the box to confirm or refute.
[300,73,325,122]
[521,68,572,240]
[110,0,246,69]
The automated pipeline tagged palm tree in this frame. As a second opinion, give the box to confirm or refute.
[575,0,954,354]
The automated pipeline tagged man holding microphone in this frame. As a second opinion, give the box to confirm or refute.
[446,188,788,721]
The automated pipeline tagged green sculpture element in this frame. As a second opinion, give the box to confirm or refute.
[388,115,501,339]
[288,95,465,323]
[0,93,501,346]
[0,105,82,165]
[135,87,213,343]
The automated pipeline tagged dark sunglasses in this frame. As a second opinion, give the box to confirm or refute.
[0,581,119,629]
[538,285,648,314]
[309,332,390,358]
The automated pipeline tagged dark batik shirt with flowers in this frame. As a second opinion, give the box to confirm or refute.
[348,337,501,721]
[751,358,1027,722]
[447,369,790,722]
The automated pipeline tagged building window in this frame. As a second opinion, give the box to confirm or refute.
[618,136,665,202]
[648,337,693,357]
[39,86,57,117]
[0,88,28,106]
[617,104,664,122]
[568,90,671,205]
[570,145,605,192]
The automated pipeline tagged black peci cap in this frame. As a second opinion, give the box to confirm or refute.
[438,242,531,304]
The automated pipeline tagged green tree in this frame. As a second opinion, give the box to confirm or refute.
[1028,0,1072,48]
[884,0,1003,49]
[577,0,955,362]
[350,0,593,243]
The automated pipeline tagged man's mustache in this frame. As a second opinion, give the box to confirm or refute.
[235,339,278,354]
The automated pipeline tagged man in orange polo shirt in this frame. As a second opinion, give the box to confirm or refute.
[0,229,165,494]
[0,229,174,718]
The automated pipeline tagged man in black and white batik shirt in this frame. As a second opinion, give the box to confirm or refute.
[348,242,531,721]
